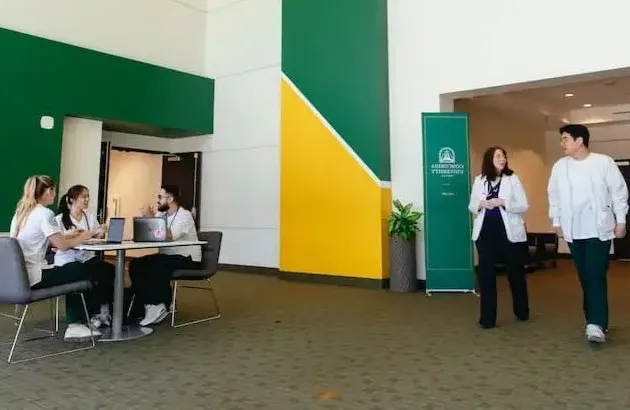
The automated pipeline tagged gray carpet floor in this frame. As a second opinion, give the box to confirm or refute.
[1,260,630,409]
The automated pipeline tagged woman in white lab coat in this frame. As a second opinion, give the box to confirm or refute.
[468,146,530,329]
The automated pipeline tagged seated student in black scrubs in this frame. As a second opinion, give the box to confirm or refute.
[468,146,530,329]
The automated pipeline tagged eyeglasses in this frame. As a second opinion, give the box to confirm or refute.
[157,195,172,200]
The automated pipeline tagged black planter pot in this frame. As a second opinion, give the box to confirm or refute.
[389,235,417,292]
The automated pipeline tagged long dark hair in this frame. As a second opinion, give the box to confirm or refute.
[58,185,88,230]
[481,146,514,181]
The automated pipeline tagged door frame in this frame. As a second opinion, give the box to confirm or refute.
[98,145,202,226]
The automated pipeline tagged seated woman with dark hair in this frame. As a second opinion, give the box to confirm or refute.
[54,184,115,329]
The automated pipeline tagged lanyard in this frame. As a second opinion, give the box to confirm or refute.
[167,207,180,229]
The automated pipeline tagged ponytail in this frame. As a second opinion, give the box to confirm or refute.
[57,184,88,230]
[14,175,55,232]
[59,194,74,230]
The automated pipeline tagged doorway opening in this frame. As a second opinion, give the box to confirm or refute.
[96,132,202,257]
[447,70,630,275]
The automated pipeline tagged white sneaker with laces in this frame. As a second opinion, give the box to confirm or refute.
[140,303,168,326]
[586,324,606,343]
[64,323,101,342]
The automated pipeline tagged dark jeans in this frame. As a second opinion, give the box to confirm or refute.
[31,259,115,324]
[129,254,201,307]
[476,217,530,327]
[568,238,611,330]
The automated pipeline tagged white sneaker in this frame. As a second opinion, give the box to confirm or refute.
[90,313,112,329]
[586,324,606,343]
[64,323,101,342]
[90,316,102,329]
[139,304,169,326]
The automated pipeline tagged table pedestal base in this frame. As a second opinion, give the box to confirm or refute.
[98,325,153,342]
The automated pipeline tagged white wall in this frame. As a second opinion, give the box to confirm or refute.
[0,0,207,75]
[388,0,630,277]
[182,0,281,267]
[58,118,103,216]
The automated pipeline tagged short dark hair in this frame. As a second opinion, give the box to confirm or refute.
[161,185,180,201]
[559,124,590,147]
[481,146,514,180]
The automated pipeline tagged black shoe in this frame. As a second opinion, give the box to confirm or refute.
[516,315,529,322]
[479,320,496,329]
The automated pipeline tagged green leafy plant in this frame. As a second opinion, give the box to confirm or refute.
[387,199,423,241]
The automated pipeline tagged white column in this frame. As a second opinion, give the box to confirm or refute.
[58,117,103,215]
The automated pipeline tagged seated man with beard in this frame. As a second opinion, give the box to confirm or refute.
[129,185,201,326]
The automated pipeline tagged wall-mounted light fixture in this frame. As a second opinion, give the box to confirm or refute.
[40,116,54,130]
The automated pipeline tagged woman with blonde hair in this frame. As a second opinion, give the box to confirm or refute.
[10,175,101,341]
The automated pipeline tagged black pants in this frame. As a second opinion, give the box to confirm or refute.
[476,217,529,327]
[568,238,611,330]
[129,253,201,307]
[31,259,115,324]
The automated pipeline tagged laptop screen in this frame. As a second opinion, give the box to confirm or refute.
[107,218,125,243]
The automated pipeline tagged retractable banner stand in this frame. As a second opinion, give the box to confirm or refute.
[422,113,475,294]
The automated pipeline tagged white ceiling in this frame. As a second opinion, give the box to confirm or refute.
[460,75,630,129]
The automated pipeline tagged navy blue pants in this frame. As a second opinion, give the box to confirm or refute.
[476,216,529,327]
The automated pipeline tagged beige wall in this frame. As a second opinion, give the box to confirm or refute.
[59,118,103,216]
[456,100,552,234]
[107,150,163,257]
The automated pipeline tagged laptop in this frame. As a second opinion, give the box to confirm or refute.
[133,217,168,242]
[84,217,125,244]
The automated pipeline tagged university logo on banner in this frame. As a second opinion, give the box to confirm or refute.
[430,147,465,179]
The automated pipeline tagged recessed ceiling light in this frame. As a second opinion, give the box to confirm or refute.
[583,103,592,108]
[564,93,574,97]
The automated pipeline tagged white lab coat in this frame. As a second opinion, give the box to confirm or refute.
[468,174,529,243]
[547,153,629,242]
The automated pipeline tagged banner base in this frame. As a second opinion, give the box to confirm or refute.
[426,289,478,297]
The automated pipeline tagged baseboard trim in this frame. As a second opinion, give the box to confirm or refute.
[277,270,388,290]
[218,264,427,291]
[557,253,619,260]
[219,264,279,276]
[103,255,427,292]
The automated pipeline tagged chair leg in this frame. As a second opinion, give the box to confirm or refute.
[126,294,136,320]
[170,279,222,328]
[7,305,29,363]
[6,293,96,364]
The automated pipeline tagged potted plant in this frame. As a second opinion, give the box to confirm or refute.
[388,199,422,292]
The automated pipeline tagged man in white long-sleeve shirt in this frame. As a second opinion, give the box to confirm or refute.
[548,124,629,344]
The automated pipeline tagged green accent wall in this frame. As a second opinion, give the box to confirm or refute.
[0,27,214,231]
[281,0,390,181]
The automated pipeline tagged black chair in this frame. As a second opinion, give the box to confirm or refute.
[0,238,96,364]
[170,231,223,328]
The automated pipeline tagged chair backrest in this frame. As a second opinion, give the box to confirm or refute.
[0,238,32,304]
[198,231,223,276]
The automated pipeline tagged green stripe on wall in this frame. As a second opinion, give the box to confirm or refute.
[281,0,390,181]
[0,27,214,231]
